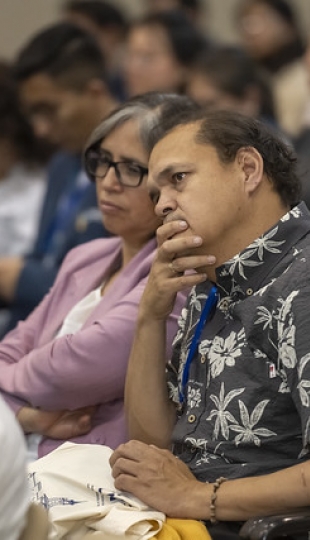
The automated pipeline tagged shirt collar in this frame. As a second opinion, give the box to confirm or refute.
[215,202,310,301]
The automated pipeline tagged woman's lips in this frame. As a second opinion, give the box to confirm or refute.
[99,200,123,213]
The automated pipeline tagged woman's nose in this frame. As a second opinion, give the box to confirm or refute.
[99,167,123,191]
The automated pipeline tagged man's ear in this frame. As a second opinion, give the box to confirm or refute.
[237,146,264,194]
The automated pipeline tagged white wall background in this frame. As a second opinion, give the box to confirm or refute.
[0,0,309,61]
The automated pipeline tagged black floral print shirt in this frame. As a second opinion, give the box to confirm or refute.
[167,202,310,482]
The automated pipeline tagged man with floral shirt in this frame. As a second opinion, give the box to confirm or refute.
[110,109,310,537]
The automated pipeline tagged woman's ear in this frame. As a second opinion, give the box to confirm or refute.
[237,146,264,194]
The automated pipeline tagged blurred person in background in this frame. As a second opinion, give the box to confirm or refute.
[62,0,128,101]
[0,61,47,334]
[123,10,209,98]
[0,22,118,338]
[0,61,46,257]
[292,38,310,210]
[146,0,204,27]
[187,44,277,127]
[236,0,309,138]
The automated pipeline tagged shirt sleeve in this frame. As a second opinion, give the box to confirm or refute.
[0,279,185,413]
[271,279,310,452]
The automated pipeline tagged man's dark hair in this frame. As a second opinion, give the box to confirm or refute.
[13,22,107,90]
[147,107,301,207]
[192,44,275,121]
[178,0,201,10]
[63,0,127,30]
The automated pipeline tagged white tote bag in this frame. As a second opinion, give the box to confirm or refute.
[28,442,165,540]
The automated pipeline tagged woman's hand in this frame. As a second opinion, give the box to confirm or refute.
[141,220,216,320]
[17,405,96,439]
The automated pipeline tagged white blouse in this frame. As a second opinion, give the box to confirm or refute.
[27,285,103,462]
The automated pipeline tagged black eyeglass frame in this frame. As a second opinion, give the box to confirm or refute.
[84,149,148,188]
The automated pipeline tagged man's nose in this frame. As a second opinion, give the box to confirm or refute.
[154,192,176,217]
[32,116,53,140]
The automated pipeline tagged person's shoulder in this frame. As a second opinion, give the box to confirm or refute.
[64,237,122,264]
[47,150,80,176]
[275,236,310,293]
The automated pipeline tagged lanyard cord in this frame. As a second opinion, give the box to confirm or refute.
[179,284,218,404]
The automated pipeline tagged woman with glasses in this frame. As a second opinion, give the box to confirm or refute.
[0,92,198,461]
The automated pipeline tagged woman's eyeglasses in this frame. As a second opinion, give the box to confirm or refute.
[85,149,148,188]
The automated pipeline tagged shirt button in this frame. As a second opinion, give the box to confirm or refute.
[246,288,253,296]
[201,355,206,364]
[188,414,196,423]
[221,300,229,309]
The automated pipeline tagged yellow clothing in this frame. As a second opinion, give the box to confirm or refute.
[81,517,212,540]
[155,518,211,540]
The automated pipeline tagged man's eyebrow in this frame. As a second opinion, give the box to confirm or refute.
[155,165,175,182]
[153,162,193,182]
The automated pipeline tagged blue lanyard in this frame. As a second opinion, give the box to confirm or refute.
[179,284,218,404]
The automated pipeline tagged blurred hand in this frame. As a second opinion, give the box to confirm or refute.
[17,405,96,439]
[0,257,24,302]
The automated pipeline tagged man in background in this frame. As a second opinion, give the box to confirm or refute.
[62,0,128,101]
[0,22,118,336]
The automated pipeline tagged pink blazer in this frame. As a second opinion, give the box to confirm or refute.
[0,237,186,457]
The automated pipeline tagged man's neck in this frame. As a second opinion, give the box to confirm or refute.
[206,199,290,284]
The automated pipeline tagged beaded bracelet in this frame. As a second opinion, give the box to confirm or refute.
[210,476,227,524]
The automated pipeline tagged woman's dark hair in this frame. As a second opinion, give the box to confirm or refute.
[237,0,305,69]
[239,0,300,30]
[130,10,208,69]
[146,106,301,206]
[0,61,45,165]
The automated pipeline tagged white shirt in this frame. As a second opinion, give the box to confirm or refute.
[27,286,103,462]
[0,395,29,540]
[0,164,46,255]
[56,285,102,338]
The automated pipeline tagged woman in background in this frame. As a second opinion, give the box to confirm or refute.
[0,61,46,257]
[236,0,308,137]
[123,10,208,98]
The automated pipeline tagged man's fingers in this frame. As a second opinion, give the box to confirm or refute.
[156,220,188,245]
[110,440,150,468]
[169,255,216,273]
[159,235,203,259]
